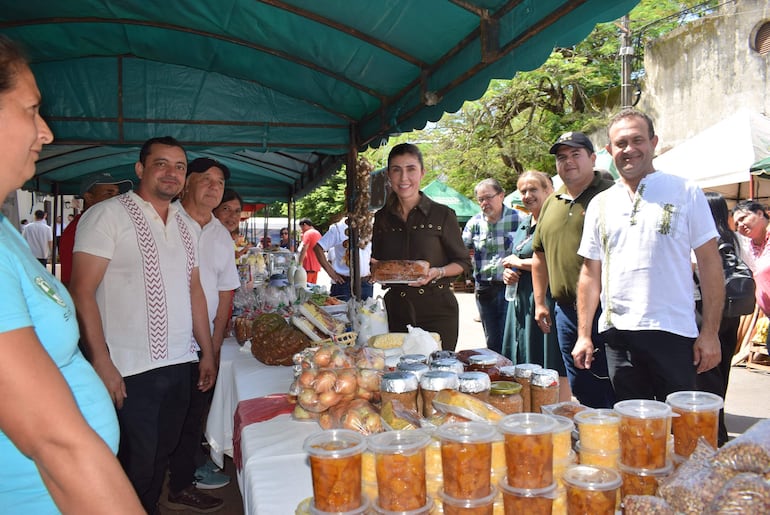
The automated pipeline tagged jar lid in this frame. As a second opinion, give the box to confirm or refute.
[531,368,559,388]
[457,371,492,393]
[665,390,724,412]
[396,362,430,380]
[490,381,522,395]
[303,428,366,458]
[380,371,419,393]
[498,365,517,379]
[434,421,497,444]
[420,370,459,391]
[430,358,465,375]
[549,414,575,434]
[468,354,497,366]
[498,413,558,435]
[367,429,432,455]
[561,465,622,491]
[400,354,428,365]
[613,399,672,419]
[574,408,621,426]
[513,363,542,379]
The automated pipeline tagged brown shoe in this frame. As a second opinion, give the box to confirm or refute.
[166,486,224,513]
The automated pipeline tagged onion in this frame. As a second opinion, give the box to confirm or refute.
[314,370,337,393]
[292,405,312,420]
[342,410,364,432]
[313,347,332,367]
[356,387,373,401]
[331,349,352,368]
[357,369,381,392]
[364,413,383,434]
[335,370,358,395]
[318,411,333,430]
[319,390,342,408]
[298,388,319,410]
[298,369,316,388]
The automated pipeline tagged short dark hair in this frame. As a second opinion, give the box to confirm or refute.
[218,188,243,210]
[139,136,185,165]
[299,218,313,227]
[280,227,289,235]
[34,209,45,220]
[0,35,27,96]
[608,108,655,140]
[388,143,424,169]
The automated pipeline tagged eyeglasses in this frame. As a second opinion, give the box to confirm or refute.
[280,232,288,235]
[477,193,500,203]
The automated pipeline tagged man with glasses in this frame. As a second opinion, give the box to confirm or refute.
[462,178,520,354]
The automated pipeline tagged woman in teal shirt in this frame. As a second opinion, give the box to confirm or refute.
[0,35,142,514]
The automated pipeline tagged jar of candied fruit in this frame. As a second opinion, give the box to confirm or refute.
[562,465,621,515]
[488,381,523,414]
[614,400,672,469]
[512,363,541,412]
[435,421,497,499]
[380,371,419,413]
[665,390,723,458]
[531,369,559,414]
[368,429,432,512]
[498,413,558,489]
[303,429,366,512]
[457,371,492,402]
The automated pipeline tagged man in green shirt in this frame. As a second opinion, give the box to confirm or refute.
[531,132,615,408]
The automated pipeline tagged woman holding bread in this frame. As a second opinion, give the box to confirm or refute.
[372,143,471,350]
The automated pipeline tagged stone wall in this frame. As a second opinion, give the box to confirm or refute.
[639,0,769,151]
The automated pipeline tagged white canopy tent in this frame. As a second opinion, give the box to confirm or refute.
[653,109,770,203]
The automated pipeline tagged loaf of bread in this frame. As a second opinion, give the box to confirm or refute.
[372,260,430,283]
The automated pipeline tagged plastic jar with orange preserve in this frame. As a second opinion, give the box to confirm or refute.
[665,390,723,458]
[573,408,620,452]
[488,381,523,414]
[614,399,672,469]
[435,421,497,499]
[368,429,432,513]
[303,429,366,512]
[457,371,492,402]
[561,465,621,515]
[498,413,557,489]
[498,480,556,515]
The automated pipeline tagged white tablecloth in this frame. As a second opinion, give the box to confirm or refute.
[205,338,317,514]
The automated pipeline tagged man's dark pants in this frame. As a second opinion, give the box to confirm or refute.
[475,282,507,355]
[554,303,615,408]
[118,363,192,514]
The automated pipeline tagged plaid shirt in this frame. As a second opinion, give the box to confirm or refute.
[462,206,520,283]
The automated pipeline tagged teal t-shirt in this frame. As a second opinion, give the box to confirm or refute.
[0,214,119,513]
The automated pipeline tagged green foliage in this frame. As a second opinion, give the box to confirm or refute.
[294,168,347,230]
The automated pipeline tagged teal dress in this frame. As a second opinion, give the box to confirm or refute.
[501,215,566,375]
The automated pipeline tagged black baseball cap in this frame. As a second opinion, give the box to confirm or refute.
[549,131,595,155]
[187,157,231,180]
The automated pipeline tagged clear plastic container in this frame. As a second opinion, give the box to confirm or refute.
[665,390,723,457]
[614,400,672,469]
[573,408,621,451]
[435,422,497,499]
[498,479,556,515]
[561,465,621,515]
[576,440,620,470]
[304,429,366,512]
[309,496,370,515]
[371,497,433,515]
[498,413,557,489]
[438,485,497,515]
[618,461,674,498]
[549,414,575,462]
[368,430,432,512]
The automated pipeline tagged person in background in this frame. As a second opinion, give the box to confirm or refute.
[70,136,218,514]
[462,178,520,354]
[213,188,251,261]
[502,171,571,401]
[575,108,723,402]
[59,172,132,286]
[0,34,143,514]
[313,216,373,300]
[22,208,52,266]
[279,226,292,249]
[733,200,770,312]
[167,158,240,511]
[372,143,471,350]
[298,218,322,284]
[696,192,741,446]
[531,131,615,408]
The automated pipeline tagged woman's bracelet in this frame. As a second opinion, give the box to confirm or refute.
[438,266,445,279]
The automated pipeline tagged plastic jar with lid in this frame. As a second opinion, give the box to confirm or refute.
[614,399,672,469]
[457,371,492,402]
[562,465,621,515]
[488,381,523,414]
[531,369,559,414]
[665,390,723,458]
[466,354,501,381]
[513,363,542,412]
[499,413,558,489]
[574,408,621,452]
[429,357,465,375]
[380,371,419,413]
[419,370,459,417]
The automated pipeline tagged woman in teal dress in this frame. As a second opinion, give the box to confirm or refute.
[501,171,567,383]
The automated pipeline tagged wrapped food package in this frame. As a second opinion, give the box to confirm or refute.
[250,313,311,366]
[623,495,676,514]
[372,260,430,283]
[713,418,770,474]
[705,472,770,514]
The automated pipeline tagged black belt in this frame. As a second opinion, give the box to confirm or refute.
[387,282,451,296]
[555,298,577,309]
[476,281,505,287]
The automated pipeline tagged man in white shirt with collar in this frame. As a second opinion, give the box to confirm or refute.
[70,136,217,514]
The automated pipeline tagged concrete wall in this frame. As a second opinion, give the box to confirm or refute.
[639,0,770,152]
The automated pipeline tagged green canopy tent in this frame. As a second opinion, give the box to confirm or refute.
[1,0,639,204]
[422,180,481,223]
[751,156,770,174]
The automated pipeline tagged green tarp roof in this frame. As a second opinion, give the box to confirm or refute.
[422,180,481,223]
[1,0,639,203]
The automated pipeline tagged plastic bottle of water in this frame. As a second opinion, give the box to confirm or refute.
[505,269,518,301]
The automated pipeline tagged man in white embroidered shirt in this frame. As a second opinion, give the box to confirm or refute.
[69,136,217,514]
